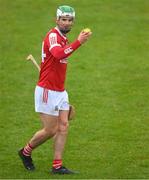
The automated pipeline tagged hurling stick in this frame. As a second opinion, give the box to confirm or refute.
[26,54,41,72]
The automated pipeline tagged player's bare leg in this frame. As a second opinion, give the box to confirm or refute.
[18,114,58,171]
[51,110,75,174]
[29,113,58,147]
[53,110,69,160]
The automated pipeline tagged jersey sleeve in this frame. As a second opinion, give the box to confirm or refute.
[48,32,81,60]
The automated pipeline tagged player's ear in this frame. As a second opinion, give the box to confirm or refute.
[55,17,60,24]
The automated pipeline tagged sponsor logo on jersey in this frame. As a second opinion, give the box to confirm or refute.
[64,47,73,54]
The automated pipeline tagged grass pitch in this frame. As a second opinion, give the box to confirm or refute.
[0,0,149,179]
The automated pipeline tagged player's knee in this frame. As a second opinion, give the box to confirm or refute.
[44,127,57,138]
[59,121,69,133]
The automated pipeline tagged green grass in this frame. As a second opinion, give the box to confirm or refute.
[0,0,149,179]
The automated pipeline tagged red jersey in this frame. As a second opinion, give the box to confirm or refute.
[37,27,81,91]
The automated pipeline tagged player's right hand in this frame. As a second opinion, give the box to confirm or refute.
[77,30,92,44]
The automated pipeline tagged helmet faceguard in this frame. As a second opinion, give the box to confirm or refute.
[56,5,75,20]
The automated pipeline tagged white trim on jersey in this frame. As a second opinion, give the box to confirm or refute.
[49,33,61,51]
[55,27,67,40]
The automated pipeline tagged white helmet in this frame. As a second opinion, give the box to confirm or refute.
[56,5,75,20]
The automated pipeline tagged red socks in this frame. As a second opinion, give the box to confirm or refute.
[22,143,62,170]
[23,143,33,156]
[52,159,62,169]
